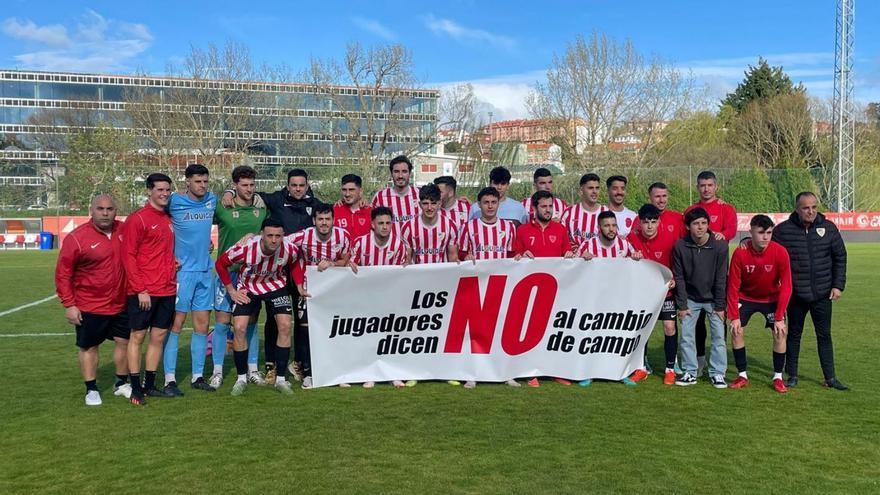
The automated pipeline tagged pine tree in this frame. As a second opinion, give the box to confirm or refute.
[722,58,802,114]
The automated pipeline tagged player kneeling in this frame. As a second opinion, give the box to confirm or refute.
[727,215,792,393]
[349,206,410,388]
[215,219,306,396]
[576,211,643,387]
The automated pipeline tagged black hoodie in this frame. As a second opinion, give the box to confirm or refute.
[672,232,729,311]
[771,211,847,302]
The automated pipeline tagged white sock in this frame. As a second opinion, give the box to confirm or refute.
[236,374,247,383]
[213,365,223,375]
[248,363,258,373]
[191,373,202,383]
[276,376,287,384]
[165,373,176,384]
[738,371,748,379]
[665,367,674,373]
[773,372,783,380]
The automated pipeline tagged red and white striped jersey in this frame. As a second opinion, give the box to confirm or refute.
[577,236,635,259]
[458,218,517,260]
[522,196,568,220]
[352,232,408,266]
[401,214,459,264]
[225,236,299,295]
[441,198,471,230]
[371,185,420,224]
[286,227,350,265]
[561,203,608,247]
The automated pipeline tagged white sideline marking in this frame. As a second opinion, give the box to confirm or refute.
[0,295,57,317]
[0,332,73,338]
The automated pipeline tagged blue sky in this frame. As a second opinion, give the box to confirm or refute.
[1,0,877,119]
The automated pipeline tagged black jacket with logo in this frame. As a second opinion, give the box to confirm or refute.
[672,233,729,311]
[258,189,322,235]
[771,212,847,302]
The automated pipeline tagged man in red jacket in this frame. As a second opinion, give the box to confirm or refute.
[727,215,792,393]
[629,204,680,385]
[55,194,130,406]
[684,170,738,375]
[514,190,574,388]
[122,173,178,406]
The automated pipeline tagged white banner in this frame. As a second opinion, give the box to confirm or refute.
[307,258,672,388]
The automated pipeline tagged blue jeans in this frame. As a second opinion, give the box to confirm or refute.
[680,299,727,377]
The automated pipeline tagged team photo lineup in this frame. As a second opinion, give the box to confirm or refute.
[55,154,849,406]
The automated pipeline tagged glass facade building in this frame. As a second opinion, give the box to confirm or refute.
[0,69,439,168]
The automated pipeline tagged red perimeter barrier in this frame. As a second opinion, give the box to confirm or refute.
[42,216,218,248]
[737,212,880,231]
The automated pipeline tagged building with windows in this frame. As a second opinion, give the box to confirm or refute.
[0,69,439,204]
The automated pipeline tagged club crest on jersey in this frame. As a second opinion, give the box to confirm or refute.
[764,264,773,272]
[306,207,313,216]
[358,218,366,226]
[654,251,662,258]
[711,215,719,223]
[206,201,213,210]
[253,210,260,218]
[667,225,674,232]
[549,235,557,243]
[232,211,239,218]
[817,228,826,237]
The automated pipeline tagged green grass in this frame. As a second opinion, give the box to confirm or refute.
[0,248,878,494]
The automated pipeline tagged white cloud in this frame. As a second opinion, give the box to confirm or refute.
[423,14,515,51]
[0,10,152,72]
[351,16,396,41]
[1,18,69,47]
[433,71,545,121]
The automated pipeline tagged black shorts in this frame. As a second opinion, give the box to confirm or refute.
[658,297,676,321]
[127,295,176,331]
[738,300,776,328]
[295,293,309,326]
[232,288,292,319]
[76,312,130,349]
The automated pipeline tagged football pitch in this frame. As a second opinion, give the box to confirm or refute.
[0,248,877,494]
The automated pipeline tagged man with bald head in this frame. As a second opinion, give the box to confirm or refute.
[772,192,848,390]
[55,194,130,406]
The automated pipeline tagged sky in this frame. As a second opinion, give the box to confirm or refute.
[0,0,877,121]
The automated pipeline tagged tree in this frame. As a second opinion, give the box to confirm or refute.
[734,92,817,168]
[867,102,880,129]
[61,123,145,211]
[125,40,283,177]
[722,58,802,114]
[527,31,700,170]
[299,42,432,191]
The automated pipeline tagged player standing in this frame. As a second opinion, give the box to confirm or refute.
[434,175,470,230]
[628,204,679,385]
[334,174,372,240]
[684,170,737,376]
[215,219,305,396]
[672,207,729,389]
[727,215,792,393]
[606,175,637,238]
[209,165,267,389]
[458,187,519,389]
[560,173,607,249]
[521,168,567,221]
[163,164,216,395]
[401,184,459,265]
[467,166,528,225]
[55,194,130,406]
[372,155,420,226]
[122,173,177,406]
[286,203,351,389]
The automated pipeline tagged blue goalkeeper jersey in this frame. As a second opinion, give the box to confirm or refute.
[168,191,216,272]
